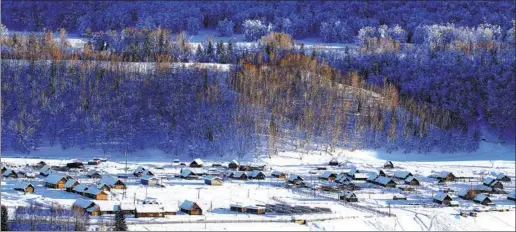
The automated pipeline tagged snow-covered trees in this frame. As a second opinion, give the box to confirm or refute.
[186,17,201,35]
[320,20,353,42]
[216,19,235,37]
[242,20,271,41]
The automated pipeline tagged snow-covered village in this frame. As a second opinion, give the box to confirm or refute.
[1,1,515,231]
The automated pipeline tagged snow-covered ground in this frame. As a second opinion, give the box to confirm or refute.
[1,141,515,231]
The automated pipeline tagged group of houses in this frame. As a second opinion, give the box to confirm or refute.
[72,198,186,217]
[227,170,266,180]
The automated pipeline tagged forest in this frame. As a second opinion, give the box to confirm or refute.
[1,1,514,157]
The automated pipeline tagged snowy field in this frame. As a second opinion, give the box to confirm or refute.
[1,141,515,231]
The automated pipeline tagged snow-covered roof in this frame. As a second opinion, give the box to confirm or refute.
[179,200,197,210]
[87,170,101,175]
[438,171,453,178]
[474,184,492,191]
[73,199,95,209]
[87,205,100,213]
[375,176,394,185]
[40,165,52,173]
[141,169,154,176]
[85,187,106,195]
[339,191,356,198]
[134,166,146,174]
[434,192,451,201]
[249,170,264,178]
[496,173,509,179]
[230,160,239,165]
[119,202,136,211]
[458,189,472,197]
[394,170,412,179]
[347,168,359,175]
[483,177,496,185]
[367,174,378,181]
[354,173,369,179]
[93,200,119,212]
[288,174,303,181]
[394,193,406,198]
[384,161,393,165]
[232,171,247,178]
[204,176,222,181]
[271,171,284,176]
[64,179,79,188]
[14,182,34,190]
[192,158,204,165]
[508,191,516,199]
[320,171,336,178]
[181,168,195,177]
[101,176,123,186]
[405,176,418,182]
[449,201,459,206]
[73,183,89,192]
[136,204,163,213]
[474,194,490,202]
[246,206,265,210]
[44,174,66,184]
[3,169,16,176]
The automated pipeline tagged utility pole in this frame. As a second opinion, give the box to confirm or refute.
[124,151,128,198]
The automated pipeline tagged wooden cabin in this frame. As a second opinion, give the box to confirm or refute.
[44,174,67,189]
[287,174,305,186]
[458,189,477,200]
[72,183,89,195]
[96,182,112,192]
[85,187,109,200]
[404,176,420,186]
[179,200,202,215]
[319,171,337,181]
[204,176,223,186]
[249,170,266,180]
[72,199,96,214]
[473,194,493,206]
[496,173,511,182]
[483,177,504,189]
[87,170,102,179]
[228,160,239,169]
[141,176,159,186]
[271,171,286,179]
[383,161,394,169]
[135,204,164,218]
[436,171,456,182]
[328,158,339,166]
[393,170,412,180]
[190,158,204,168]
[14,182,35,193]
[433,192,453,205]
[64,179,80,192]
[336,173,352,183]
[374,177,397,188]
[246,206,265,214]
[2,169,18,178]
[339,191,358,202]
[230,204,246,213]
[101,176,126,189]
[230,171,248,180]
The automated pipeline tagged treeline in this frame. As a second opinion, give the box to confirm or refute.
[5,203,89,231]
[2,1,514,43]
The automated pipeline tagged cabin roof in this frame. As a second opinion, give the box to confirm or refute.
[288,174,303,181]
[508,191,516,199]
[85,187,107,195]
[73,183,89,192]
[230,160,239,165]
[272,170,284,176]
[474,194,490,202]
[320,171,336,178]
[367,174,378,181]
[73,199,95,209]
[394,170,412,178]
[405,176,418,182]
[375,176,394,185]
[496,173,508,179]
[134,166,146,174]
[179,200,197,210]
[232,171,247,178]
[483,177,496,185]
[44,174,66,184]
[438,171,453,178]
[101,176,123,186]
[434,192,451,201]
[14,182,34,189]
[64,179,79,188]
[192,158,204,165]
[249,170,264,178]
[181,168,196,177]
[93,200,119,212]
[3,169,16,176]
[384,161,393,165]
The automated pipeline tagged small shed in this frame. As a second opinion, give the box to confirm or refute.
[437,171,456,182]
[179,200,202,215]
[190,158,204,168]
[328,158,339,166]
[86,170,102,179]
[246,206,265,214]
[228,160,239,169]
[319,171,337,181]
[404,176,420,186]
[433,192,453,205]
[14,182,35,193]
[64,179,80,192]
[473,194,493,206]
[507,191,515,201]
[44,174,67,189]
[271,171,286,179]
[249,170,265,180]
[393,170,413,180]
[375,177,396,188]
[383,161,394,169]
[2,169,18,178]
[204,176,223,186]
[72,183,89,195]
[230,171,248,180]
[85,187,109,200]
[496,173,511,182]
[339,191,358,202]
[101,176,126,189]
[141,176,159,186]
[230,204,246,213]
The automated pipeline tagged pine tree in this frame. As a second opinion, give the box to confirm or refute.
[114,210,127,231]
[1,205,8,231]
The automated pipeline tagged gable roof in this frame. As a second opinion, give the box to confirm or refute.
[483,177,496,185]
[367,174,378,181]
[73,199,95,209]
[133,166,146,174]
[85,187,105,195]
[230,160,239,165]
[320,171,336,178]
[434,192,451,201]
[3,169,16,176]
[141,169,154,176]
[181,168,196,177]
[249,170,264,178]
[405,176,418,182]
[271,171,285,176]
[14,182,34,190]
[394,170,412,179]
[192,158,204,165]
[375,176,395,185]
[64,179,79,188]
[44,174,66,184]
[40,165,52,173]
[288,174,303,181]
[232,171,247,178]
[179,200,197,210]
[136,204,163,213]
[101,176,124,186]
[73,183,89,192]
[347,168,359,175]
[384,161,393,165]
[204,176,222,181]
[496,173,508,179]
[438,171,454,178]
[508,191,516,199]
[473,194,489,202]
